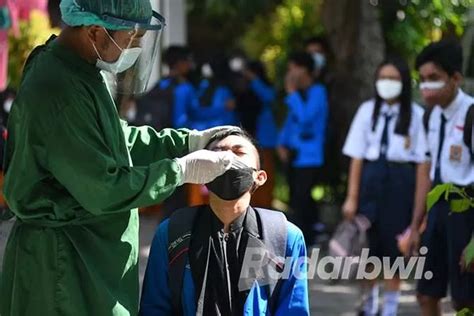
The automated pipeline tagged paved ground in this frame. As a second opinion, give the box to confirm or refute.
[0,215,456,315]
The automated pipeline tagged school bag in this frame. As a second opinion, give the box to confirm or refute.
[328,215,371,280]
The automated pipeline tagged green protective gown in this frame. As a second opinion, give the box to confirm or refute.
[0,36,189,316]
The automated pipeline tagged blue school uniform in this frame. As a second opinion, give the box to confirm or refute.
[186,80,238,131]
[250,78,279,148]
[278,83,328,167]
[343,100,428,259]
[150,77,196,129]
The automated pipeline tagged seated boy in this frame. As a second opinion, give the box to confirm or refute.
[140,129,309,315]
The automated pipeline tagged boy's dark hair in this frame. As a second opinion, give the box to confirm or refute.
[304,35,329,52]
[162,45,192,68]
[247,60,270,85]
[206,129,264,169]
[415,39,463,76]
[288,52,315,74]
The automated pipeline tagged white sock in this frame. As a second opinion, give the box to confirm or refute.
[363,284,379,315]
[382,291,400,316]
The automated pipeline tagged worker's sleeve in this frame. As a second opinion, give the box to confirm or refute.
[275,223,310,316]
[250,78,275,104]
[121,119,190,166]
[45,100,184,215]
[140,220,172,316]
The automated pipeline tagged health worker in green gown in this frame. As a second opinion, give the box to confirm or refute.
[0,1,240,315]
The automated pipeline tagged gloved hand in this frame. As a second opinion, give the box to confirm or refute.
[188,126,242,152]
[174,150,235,185]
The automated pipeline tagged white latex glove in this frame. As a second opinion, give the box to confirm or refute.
[188,126,242,152]
[174,150,235,185]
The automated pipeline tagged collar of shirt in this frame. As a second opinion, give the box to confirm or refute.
[380,102,400,116]
[442,89,465,121]
[208,205,260,237]
[210,206,248,233]
[48,35,102,78]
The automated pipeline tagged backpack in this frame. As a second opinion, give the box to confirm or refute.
[167,206,288,316]
[133,78,177,129]
[423,103,474,158]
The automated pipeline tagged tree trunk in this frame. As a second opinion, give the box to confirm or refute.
[321,0,385,177]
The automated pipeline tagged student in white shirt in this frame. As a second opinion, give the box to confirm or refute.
[410,39,474,315]
[342,56,429,316]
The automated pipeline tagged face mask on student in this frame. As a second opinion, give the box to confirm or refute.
[376,79,402,100]
[206,167,256,201]
[419,80,447,101]
[312,53,326,70]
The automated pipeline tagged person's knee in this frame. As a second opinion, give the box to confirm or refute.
[451,300,474,312]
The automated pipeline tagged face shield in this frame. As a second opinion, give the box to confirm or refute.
[98,11,165,95]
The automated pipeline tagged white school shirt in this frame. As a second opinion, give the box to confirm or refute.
[343,99,428,163]
[425,89,474,186]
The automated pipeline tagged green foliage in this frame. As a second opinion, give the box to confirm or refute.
[240,0,323,82]
[8,11,60,90]
[382,0,472,61]
[457,307,474,316]
[188,0,278,21]
[427,184,474,213]
[465,238,474,271]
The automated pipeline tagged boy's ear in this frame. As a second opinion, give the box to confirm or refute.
[452,71,463,85]
[254,170,267,187]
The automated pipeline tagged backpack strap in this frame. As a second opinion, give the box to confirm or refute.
[254,208,288,314]
[167,206,200,316]
[463,104,474,158]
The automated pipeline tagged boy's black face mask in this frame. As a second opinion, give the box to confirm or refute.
[206,167,256,201]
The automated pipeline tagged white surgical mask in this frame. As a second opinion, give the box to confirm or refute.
[201,63,213,78]
[376,79,402,100]
[311,53,326,70]
[92,28,142,74]
[419,81,446,90]
[229,57,244,72]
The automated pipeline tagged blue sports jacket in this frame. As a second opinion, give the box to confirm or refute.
[279,83,328,168]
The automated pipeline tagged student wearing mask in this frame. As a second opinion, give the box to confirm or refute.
[278,52,329,245]
[304,36,329,82]
[409,40,474,315]
[342,56,429,316]
[188,56,238,131]
[140,129,309,316]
